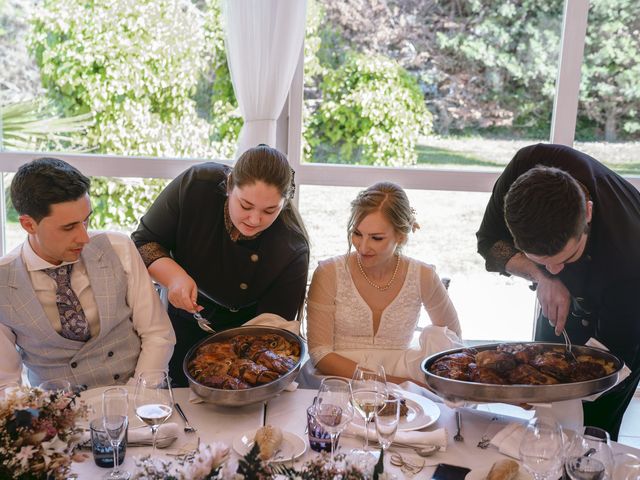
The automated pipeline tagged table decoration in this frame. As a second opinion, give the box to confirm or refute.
[0,385,88,479]
[131,441,391,479]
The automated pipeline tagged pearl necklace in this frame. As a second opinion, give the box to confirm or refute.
[356,253,401,291]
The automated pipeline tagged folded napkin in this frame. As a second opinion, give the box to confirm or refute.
[490,422,526,459]
[345,422,448,451]
[81,422,180,449]
[583,338,631,401]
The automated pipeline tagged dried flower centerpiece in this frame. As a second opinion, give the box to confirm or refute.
[0,385,88,479]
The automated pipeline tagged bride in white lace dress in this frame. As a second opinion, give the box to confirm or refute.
[306,182,462,386]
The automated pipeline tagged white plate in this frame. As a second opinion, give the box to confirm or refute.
[354,390,440,431]
[77,385,146,429]
[233,429,306,463]
[465,464,532,480]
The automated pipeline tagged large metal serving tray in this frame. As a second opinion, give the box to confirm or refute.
[184,325,306,407]
[421,342,623,404]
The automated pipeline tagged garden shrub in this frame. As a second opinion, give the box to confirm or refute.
[29,0,216,228]
[308,53,432,167]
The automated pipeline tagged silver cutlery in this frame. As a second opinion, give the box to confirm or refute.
[561,328,577,361]
[454,411,464,442]
[477,416,498,449]
[193,311,216,334]
[175,402,197,433]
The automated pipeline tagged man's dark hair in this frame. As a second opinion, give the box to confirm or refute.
[11,157,91,222]
[504,166,587,256]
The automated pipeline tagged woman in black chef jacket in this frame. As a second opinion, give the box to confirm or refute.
[132,145,310,386]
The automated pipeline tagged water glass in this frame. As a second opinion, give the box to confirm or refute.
[306,405,340,452]
[519,417,564,480]
[374,397,400,450]
[90,418,127,468]
[613,453,640,480]
[38,379,72,393]
[565,426,613,480]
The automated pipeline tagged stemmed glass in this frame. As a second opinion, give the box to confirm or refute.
[133,370,174,455]
[314,377,354,466]
[518,417,564,480]
[102,387,130,480]
[565,427,613,480]
[351,364,387,454]
[613,453,640,480]
[375,396,400,479]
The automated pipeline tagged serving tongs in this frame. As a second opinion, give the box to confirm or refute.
[561,328,577,362]
[193,311,216,334]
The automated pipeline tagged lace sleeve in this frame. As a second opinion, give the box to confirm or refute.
[485,240,520,274]
[137,242,170,268]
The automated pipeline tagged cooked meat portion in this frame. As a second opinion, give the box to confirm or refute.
[498,343,544,364]
[428,344,616,386]
[469,364,508,384]
[188,333,300,389]
[572,362,607,382]
[378,394,410,417]
[430,351,476,381]
[507,364,559,385]
[475,350,517,372]
[530,351,574,381]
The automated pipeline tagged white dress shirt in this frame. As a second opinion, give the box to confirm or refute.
[0,231,175,386]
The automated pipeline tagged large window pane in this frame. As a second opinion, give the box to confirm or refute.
[574,2,640,174]
[300,185,535,341]
[303,1,562,170]
[0,0,238,160]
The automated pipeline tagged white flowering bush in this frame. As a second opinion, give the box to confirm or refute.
[29,0,213,156]
[29,0,219,228]
[308,53,432,167]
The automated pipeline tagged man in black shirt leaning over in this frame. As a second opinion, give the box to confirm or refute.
[477,143,640,440]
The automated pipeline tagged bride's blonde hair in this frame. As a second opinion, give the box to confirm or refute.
[347,181,419,254]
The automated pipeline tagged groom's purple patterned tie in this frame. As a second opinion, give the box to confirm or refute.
[44,264,90,341]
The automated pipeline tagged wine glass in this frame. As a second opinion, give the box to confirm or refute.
[38,379,72,394]
[565,427,613,480]
[375,396,400,478]
[519,417,564,480]
[351,364,387,454]
[133,370,174,455]
[314,377,354,466]
[102,387,129,480]
[613,453,640,480]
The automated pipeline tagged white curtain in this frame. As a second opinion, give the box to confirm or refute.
[223,0,307,157]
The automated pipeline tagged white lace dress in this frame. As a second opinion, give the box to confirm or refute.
[306,254,461,382]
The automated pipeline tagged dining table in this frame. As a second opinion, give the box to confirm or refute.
[71,386,640,478]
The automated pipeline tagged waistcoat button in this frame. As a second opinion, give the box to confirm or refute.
[70,362,77,368]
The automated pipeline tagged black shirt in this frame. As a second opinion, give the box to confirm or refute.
[477,143,640,366]
[131,162,310,328]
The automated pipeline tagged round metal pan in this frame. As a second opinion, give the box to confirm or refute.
[183,325,306,406]
[420,342,623,404]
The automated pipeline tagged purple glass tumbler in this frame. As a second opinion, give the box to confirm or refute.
[307,405,341,453]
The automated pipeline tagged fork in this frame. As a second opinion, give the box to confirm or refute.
[175,402,197,433]
[454,410,464,442]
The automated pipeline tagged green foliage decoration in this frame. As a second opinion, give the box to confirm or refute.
[308,52,432,167]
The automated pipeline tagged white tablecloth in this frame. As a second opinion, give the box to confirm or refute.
[72,387,640,478]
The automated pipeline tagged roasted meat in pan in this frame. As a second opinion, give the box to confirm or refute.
[428,343,615,386]
[188,333,300,389]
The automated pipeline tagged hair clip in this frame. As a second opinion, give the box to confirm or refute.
[289,167,296,199]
